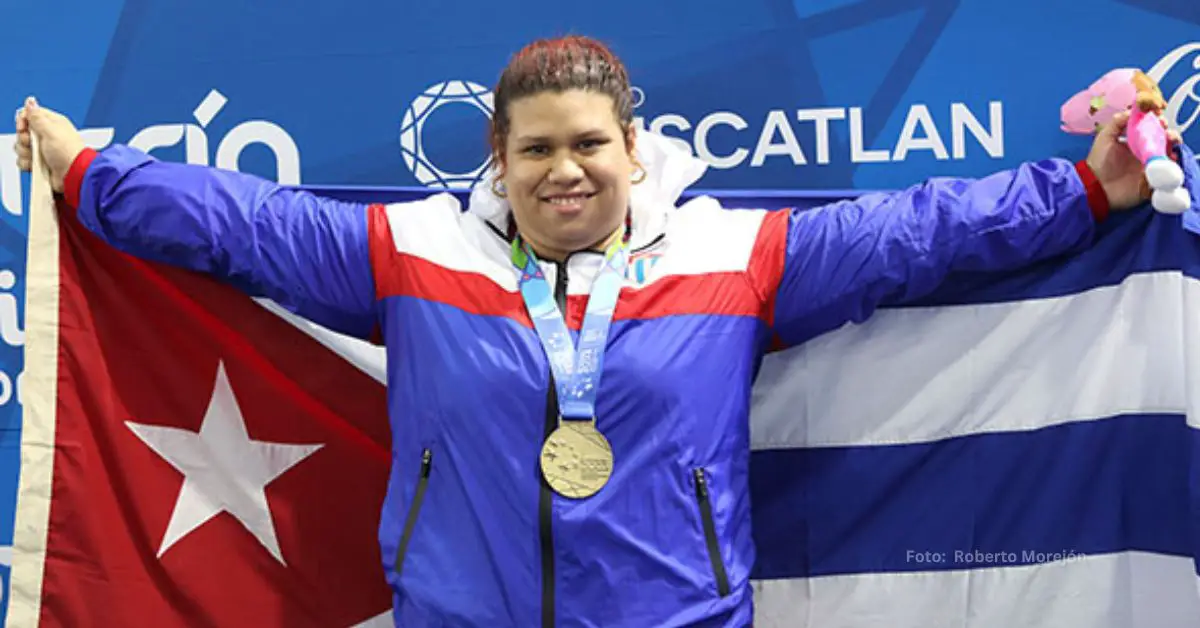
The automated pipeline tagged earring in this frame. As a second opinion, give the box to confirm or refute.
[631,159,647,185]
[491,178,507,199]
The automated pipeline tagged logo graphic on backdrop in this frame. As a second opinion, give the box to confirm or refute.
[0,89,300,218]
[1148,42,1200,143]
[398,81,495,189]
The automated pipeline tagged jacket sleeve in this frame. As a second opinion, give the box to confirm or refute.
[759,158,1104,347]
[65,145,379,341]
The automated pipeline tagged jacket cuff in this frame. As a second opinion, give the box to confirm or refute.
[1073,159,1110,223]
[64,148,99,210]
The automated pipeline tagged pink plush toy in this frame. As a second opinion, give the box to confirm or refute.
[1061,68,1191,214]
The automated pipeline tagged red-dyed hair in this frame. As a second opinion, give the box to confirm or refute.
[490,35,635,163]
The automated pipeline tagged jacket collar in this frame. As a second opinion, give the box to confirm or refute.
[466,128,709,252]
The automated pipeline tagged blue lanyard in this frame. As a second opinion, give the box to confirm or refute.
[512,235,628,420]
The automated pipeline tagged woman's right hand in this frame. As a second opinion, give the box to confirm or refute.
[13,97,87,193]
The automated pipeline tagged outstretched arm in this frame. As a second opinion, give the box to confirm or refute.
[751,111,1182,348]
[16,99,379,341]
[756,157,1108,347]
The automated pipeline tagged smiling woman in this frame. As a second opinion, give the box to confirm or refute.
[12,32,1173,628]
[496,90,635,260]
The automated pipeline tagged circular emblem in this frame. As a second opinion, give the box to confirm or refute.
[399,80,495,189]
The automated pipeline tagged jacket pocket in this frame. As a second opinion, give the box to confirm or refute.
[692,467,731,597]
[394,448,433,577]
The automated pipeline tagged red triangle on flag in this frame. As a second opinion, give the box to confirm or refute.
[13,197,394,627]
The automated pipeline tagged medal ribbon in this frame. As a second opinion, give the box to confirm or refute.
[512,234,627,421]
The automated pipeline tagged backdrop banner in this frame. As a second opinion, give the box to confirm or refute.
[1,0,1198,621]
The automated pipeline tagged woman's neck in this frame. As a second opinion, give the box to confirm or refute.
[527,226,623,263]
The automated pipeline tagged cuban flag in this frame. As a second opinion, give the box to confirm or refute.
[9,136,1200,626]
[748,143,1200,627]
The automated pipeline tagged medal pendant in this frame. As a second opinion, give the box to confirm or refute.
[540,420,614,499]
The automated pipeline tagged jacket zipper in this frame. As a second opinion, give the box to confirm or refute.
[633,233,664,255]
[539,261,569,628]
[693,468,731,597]
[394,448,433,577]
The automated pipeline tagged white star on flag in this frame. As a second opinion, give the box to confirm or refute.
[125,361,323,564]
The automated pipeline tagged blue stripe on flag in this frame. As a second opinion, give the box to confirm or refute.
[899,211,1200,309]
[749,413,1192,579]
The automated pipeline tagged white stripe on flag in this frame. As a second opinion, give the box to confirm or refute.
[254,298,387,385]
[751,271,1193,449]
[349,609,394,627]
[752,551,1200,628]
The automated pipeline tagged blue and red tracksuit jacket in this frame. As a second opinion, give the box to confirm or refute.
[63,144,1106,627]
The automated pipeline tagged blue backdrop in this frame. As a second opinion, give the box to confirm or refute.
[1,1,1198,622]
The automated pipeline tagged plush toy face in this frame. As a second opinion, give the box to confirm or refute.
[1132,69,1168,112]
[1061,68,1139,134]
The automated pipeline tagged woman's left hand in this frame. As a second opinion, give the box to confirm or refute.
[1086,110,1184,212]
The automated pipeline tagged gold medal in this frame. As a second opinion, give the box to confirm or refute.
[540,420,614,499]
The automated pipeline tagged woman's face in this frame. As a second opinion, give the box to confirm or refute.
[500,89,636,260]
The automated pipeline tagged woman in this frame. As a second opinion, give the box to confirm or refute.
[15,35,1177,627]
